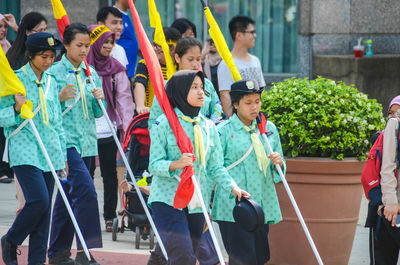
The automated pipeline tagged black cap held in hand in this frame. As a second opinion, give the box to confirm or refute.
[233,197,265,232]
[25,32,63,52]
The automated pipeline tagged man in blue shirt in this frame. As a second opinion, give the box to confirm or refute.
[114,0,139,78]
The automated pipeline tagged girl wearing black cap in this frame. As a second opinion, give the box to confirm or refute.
[0,32,65,265]
[145,70,249,264]
[212,79,286,265]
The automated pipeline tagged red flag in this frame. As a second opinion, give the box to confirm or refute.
[128,0,195,208]
[50,0,70,41]
[257,113,268,134]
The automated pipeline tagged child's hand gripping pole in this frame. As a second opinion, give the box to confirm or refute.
[256,114,324,265]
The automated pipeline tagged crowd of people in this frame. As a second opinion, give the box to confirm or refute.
[0,0,287,265]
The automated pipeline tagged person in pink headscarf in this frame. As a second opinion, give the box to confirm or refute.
[0,14,11,54]
[366,95,400,264]
[87,24,134,232]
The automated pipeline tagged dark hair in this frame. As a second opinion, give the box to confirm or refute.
[171,18,197,38]
[153,27,181,42]
[175,37,203,58]
[57,23,90,59]
[63,23,90,45]
[6,12,47,69]
[231,92,261,114]
[96,6,122,23]
[229,15,255,41]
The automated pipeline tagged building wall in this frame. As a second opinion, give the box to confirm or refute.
[299,0,400,55]
[18,0,400,83]
[21,0,100,39]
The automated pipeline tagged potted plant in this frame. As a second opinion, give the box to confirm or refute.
[261,77,385,265]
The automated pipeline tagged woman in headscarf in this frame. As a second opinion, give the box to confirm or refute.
[366,95,400,264]
[87,24,134,232]
[145,70,249,264]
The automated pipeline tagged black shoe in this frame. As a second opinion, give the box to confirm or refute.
[147,250,167,265]
[49,250,76,265]
[1,235,18,265]
[105,220,113,232]
[75,252,100,265]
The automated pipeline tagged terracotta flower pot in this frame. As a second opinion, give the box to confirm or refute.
[268,157,365,265]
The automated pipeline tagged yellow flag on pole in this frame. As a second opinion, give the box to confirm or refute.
[203,6,242,82]
[148,0,176,79]
[0,46,34,119]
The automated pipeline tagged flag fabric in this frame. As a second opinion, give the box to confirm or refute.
[50,0,92,78]
[50,0,71,39]
[0,46,33,119]
[128,0,195,208]
[148,0,176,80]
[203,6,242,82]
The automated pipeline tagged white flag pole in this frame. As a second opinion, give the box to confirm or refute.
[28,119,91,260]
[191,175,226,265]
[257,116,324,265]
[88,77,168,260]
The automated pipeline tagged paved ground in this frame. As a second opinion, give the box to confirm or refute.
[0,168,385,264]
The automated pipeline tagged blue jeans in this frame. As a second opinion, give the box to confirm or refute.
[48,148,102,258]
[7,165,54,265]
[152,202,205,265]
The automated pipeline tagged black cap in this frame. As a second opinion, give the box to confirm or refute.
[233,197,265,232]
[25,32,63,52]
[230,79,262,96]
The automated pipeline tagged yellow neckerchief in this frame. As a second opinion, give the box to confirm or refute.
[180,115,205,168]
[243,124,269,176]
[72,67,89,119]
[34,79,49,126]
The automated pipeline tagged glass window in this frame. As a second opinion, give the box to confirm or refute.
[135,0,298,73]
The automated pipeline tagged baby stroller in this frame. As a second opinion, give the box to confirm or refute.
[111,112,155,249]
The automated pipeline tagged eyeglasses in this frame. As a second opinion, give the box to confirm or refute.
[241,30,256,35]
[152,43,175,53]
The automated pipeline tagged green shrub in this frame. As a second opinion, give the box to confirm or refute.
[261,77,385,160]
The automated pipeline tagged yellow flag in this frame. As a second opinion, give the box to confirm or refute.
[0,46,34,119]
[204,7,242,82]
[148,0,176,79]
[50,0,68,20]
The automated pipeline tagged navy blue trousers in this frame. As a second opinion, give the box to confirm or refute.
[153,227,219,265]
[196,230,219,265]
[152,202,205,265]
[7,165,54,265]
[48,148,102,258]
[218,221,270,265]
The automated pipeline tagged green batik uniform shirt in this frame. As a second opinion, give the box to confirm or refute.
[212,114,286,224]
[49,55,105,158]
[148,108,236,214]
[148,78,220,130]
[0,63,66,171]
